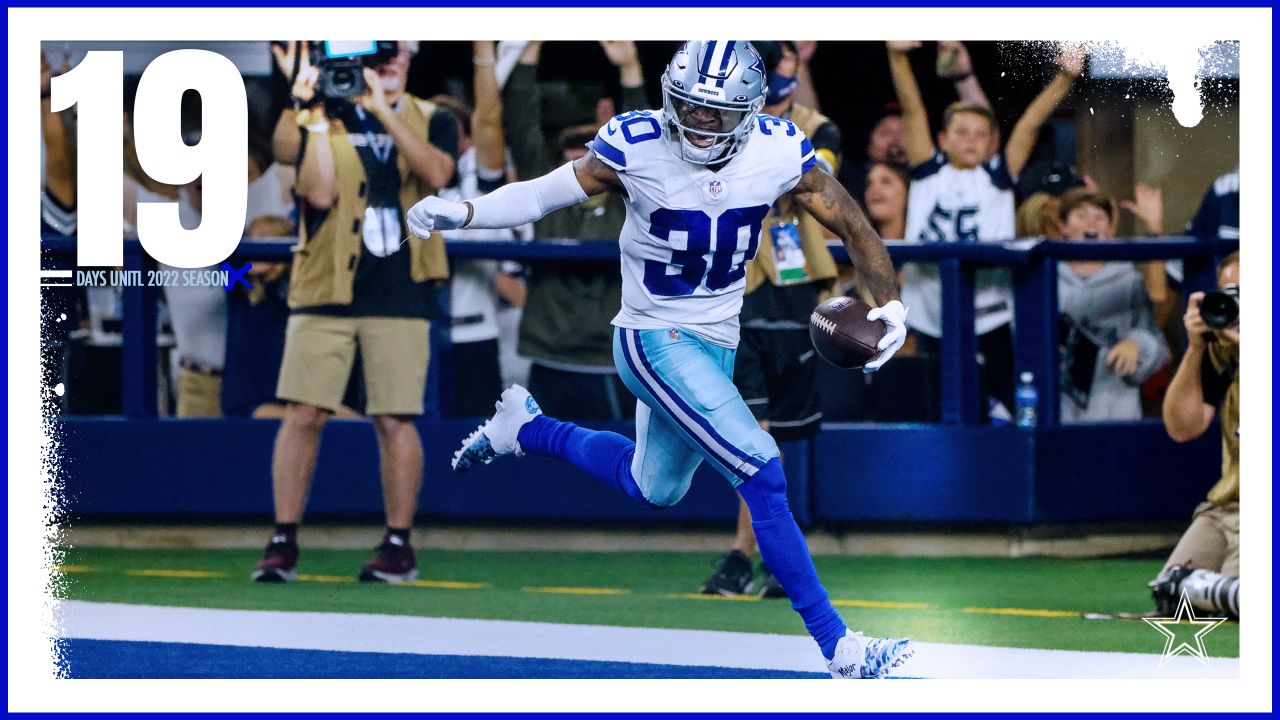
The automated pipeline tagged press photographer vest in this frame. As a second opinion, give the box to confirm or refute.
[288,95,450,310]
[745,103,839,295]
[1205,340,1239,506]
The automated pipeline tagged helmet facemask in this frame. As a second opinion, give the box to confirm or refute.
[661,74,763,166]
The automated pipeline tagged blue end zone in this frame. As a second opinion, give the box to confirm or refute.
[60,639,827,679]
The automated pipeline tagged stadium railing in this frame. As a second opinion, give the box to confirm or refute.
[37,234,1234,424]
[40,235,1236,524]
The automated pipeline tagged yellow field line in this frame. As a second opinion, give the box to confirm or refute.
[403,579,490,590]
[523,586,631,596]
[66,565,1098,621]
[833,599,932,610]
[668,593,760,602]
[126,569,228,579]
[962,606,1080,618]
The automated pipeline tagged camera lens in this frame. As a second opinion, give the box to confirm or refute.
[330,67,358,92]
[1200,291,1239,329]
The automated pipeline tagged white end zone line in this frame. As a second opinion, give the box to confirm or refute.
[57,600,1239,679]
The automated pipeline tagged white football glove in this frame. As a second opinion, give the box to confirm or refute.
[406,196,470,237]
[863,299,909,374]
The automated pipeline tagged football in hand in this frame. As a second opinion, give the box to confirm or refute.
[809,296,887,369]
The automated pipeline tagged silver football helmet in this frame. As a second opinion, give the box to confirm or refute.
[660,41,767,165]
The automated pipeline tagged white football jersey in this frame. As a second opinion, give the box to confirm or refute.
[592,110,817,347]
[901,150,1016,337]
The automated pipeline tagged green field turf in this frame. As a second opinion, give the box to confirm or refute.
[56,547,1238,657]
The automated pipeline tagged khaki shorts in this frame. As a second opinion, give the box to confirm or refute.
[1163,501,1240,578]
[176,367,223,418]
[276,314,430,416]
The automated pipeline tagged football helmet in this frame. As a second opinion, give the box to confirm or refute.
[660,41,767,165]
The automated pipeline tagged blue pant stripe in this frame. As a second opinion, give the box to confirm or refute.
[628,329,764,471]
[617,330,730,477]
[622,329,761,480]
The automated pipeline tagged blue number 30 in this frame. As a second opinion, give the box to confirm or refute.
[643,205,770,296]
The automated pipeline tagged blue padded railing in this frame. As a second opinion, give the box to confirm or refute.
[39,235,1237,423]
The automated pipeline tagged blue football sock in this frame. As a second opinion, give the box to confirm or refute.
[738,459,847,660]
[517,414,656,507]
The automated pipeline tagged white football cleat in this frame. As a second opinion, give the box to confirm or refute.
[451,384,542,473]
[827,630,914,679]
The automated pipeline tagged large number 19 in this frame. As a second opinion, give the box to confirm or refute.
[51,50,248,268]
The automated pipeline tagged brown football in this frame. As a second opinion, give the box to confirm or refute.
[809,296,886,369]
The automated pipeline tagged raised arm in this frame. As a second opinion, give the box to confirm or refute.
[472,41,505,174]
[41,52,75,208]
[1005,45,1082,178]
[504,42,552,180]
[406,153,618,236]
[886,41,934,166]
[269,42,318,165]
[938,41,992,110]
[1162,292,1216,442]
[294,107,338,209]
[791,165,907,372]
[792,41,821,112]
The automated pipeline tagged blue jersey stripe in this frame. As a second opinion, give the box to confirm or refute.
[590,137,627,169]
[800,138,816,173]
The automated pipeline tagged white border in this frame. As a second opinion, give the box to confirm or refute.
[7,6,1272,713]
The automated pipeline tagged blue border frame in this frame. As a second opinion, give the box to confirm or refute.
[5,0,1278,5]
[12,8,1275,715]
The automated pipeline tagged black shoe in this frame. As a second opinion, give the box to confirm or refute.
[358,535,419,583]
[1149,564,1196,615]
[701,550,753,596]
[251,535,299,583]
[756,562,788,599]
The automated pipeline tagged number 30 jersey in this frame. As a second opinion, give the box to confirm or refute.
[591,110,818,348]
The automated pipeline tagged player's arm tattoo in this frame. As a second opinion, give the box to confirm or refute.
[791,167,900,305]
[571,154,625,197]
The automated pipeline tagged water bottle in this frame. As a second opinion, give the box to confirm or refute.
[1015,372,1038,428]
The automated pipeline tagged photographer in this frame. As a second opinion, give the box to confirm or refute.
[253,41,454,585]
[1151,252,1239,619]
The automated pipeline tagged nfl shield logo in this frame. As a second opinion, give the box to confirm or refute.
[708,180,723,198]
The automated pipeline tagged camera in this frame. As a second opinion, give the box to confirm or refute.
[1200,283,1239,330]
[312,41,399,99]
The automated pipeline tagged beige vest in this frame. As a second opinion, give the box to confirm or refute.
[288,95,450,309]
[746,103,840,295]
[1206,340,1239,506]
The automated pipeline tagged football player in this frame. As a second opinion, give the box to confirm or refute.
[409,41,910,678]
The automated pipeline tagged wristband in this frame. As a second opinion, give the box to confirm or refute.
[305,121,330,134]
[473,58,496,67]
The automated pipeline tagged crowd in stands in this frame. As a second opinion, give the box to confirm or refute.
[39,40,1239,427]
